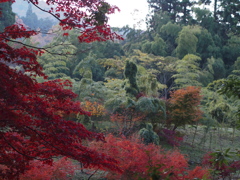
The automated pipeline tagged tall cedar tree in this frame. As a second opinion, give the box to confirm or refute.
[0,0,123,179]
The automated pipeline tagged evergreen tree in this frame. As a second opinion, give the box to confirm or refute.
[179,0,196,24]
[139,123,160,145]
[22,4,38,30]
[0,1,15,32]
[124,61,139,97]
[147,0,180,22]
[219,0,240,33]
[147,0,196,24]
[222,34,240,66]
[192,7,217,34]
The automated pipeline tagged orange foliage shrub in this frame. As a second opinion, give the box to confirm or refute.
[90,134,210,180]
[82,101,106,117]
[168,86,203,130]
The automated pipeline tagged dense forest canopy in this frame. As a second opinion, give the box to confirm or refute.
[0,0,240,179]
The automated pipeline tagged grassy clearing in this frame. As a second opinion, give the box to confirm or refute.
[177,125,240,164]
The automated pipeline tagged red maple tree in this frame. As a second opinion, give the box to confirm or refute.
[167,86,203,131]
[0,0,123,179]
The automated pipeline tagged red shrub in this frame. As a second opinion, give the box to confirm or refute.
[185,166,210,179]
[19,157,78,180]
[90,134,210,180]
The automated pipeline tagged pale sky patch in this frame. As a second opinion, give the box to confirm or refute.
[106,0,149,30]
[12,0,149,30]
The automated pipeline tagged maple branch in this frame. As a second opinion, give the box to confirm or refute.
[1,133,53,161]
[3,37,77,56]
[28,0,71,27]
[87,168,99,180]
[2,35,94,56]
[28,0,94,29]
[25,125,71,155]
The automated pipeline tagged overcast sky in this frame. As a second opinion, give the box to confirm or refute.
[12,0,149,30]
[106,0,149,30]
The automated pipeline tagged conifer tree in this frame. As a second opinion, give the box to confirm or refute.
[124,61,139,97]
[0,1,15,32]
[21,4,38,30]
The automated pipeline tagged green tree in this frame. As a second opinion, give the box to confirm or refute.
[219,0,240,33]
[211,58,226,79]
[179,0,196,24]
[196,28,220,65]
[73,54,105,81]
[156,56,178,98]
[146,11,171,32]
[98,40,125,58]
[120,26,146,53]
[125,50,167,97]
[160,22,182,56]
[139,123,159,145]
[176,26,199,59]
[0,1,15,32]
[141,40,152,54]
[173,54,202,88]
[38,29,112,82]
[217,76,240,125]
[129,50,177,98]
[147,0,197,25]
[151,35,167,56]
[76,78,110,103]
[141,35,166,56]
[124,61,140,97]
[136,96,166,125]
[230,57,240,77]
[222,34,240,66]
[38,42,78,80]
[198,57,217,86]
[192,7,217,34]
[147,0,180,22]
[104,79,130,113]
[98,56,126,79]
[204,80,239,124]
